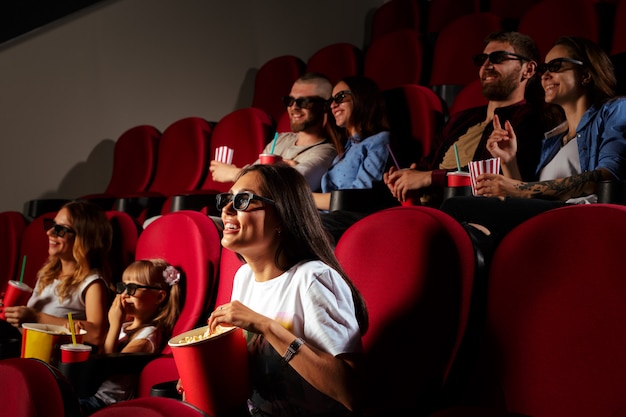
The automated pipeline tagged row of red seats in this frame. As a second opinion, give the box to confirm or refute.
[3,203,626,416]
[253,0,626,122]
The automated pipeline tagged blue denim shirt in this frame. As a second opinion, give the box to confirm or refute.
[321,131,391,192]
[537,98,626,180]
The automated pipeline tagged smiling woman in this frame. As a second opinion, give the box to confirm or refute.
[1,200,112,349]
[191,163,368,415]
[440,36,626,264]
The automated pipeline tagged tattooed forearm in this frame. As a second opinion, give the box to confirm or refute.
[514,170,603,200]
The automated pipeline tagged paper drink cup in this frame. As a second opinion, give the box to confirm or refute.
[169,325,250,416]
[259,153,283,165]
[0,280,33,320]
[447,171,471,187]
[60,343,92,363]
[468,158,501,196]
[21,323,86,366]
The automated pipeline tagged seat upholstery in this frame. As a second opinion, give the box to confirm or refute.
[334,206,475,416]
[114,117,213,222]
[518,0,601,59]
[465,204,626,417]
[384,84,446,168]
[168,108,274,216]
[0,211,28,291]
[135,211,222,397]
[364,29,425,91]
[91,396,211,417]
[306,42,363,85]
[370,0,422,43]
[429,12,502,108]
[81,124,161,209]
[17,211,57,289]
[252,55,306,124]
[0,357,82,417]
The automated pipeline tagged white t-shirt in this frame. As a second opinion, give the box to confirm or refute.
[540,138,597,204]
[27,272,105,320]
[231,260,361,416]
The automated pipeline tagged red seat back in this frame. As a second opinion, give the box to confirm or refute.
[384,84,446,167]
[306,42,363,85]
[105,210,141,284]
[252,55,306,124]
[199,107,274,194]
[148,117,213,196]
[134,211,221,353]
[370,0,422,43]
[518,0,600,58]
[364,29,425,91]
[0,211,28,291]
[0,357,82,417]
[335,206,474,415]
[473,204,626,417]
[91,396,210,417]
[18,212,57,289]
[105,125,161,195]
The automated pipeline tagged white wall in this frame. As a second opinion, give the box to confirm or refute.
[0,0,384,214]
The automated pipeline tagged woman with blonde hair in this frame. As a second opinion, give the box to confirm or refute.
[3,200,113,349]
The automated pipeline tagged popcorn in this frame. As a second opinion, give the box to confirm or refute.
[178,325,230,344]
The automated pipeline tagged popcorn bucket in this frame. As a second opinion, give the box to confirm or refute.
[468,157,501,196]
[21,323,86,366]
[168,325,250,416]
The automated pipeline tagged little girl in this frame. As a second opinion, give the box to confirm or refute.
[79,259,182,416]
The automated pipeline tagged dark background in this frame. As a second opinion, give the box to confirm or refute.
[0,0,104,44]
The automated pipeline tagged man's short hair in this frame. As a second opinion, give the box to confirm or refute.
[485,31,540,64]
[296,72,333,99]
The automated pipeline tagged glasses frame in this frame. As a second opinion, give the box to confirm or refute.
[472,50,532,67]
[115,282,163,296]
[281,96,326,109]
[537,57,585,75]
[216,191,275,212]
[43,218,76,238]
[327,90,353,106]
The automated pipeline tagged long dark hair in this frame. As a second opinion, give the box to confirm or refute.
[555,36,616,105]
[236,163,369,335]
[327,75,390,155]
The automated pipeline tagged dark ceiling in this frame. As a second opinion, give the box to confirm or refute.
[0,0,104,44]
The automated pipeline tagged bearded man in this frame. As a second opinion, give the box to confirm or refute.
[209,72,337,191]
[384,31,554,206]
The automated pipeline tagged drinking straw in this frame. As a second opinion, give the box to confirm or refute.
[270,132,279,154]
[386,143,400,169]
[68,313,77,345]
[453,143,462,172]
[19,255,26,284]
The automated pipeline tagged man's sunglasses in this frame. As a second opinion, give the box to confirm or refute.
[115,282,162,296]
[537,57,584,74]
[216,191,275,212]
[43,218,76,238]
[327,90,353,106]
[281,96,326,109]
[472,51,531,67]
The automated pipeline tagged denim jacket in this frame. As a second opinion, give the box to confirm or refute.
[537,97,626,180]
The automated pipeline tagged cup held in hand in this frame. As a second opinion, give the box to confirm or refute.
[259,154,283,165]
[0,280,33,320]
[468,158,501,196]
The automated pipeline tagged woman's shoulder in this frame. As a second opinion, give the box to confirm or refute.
[364,130,391,144]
